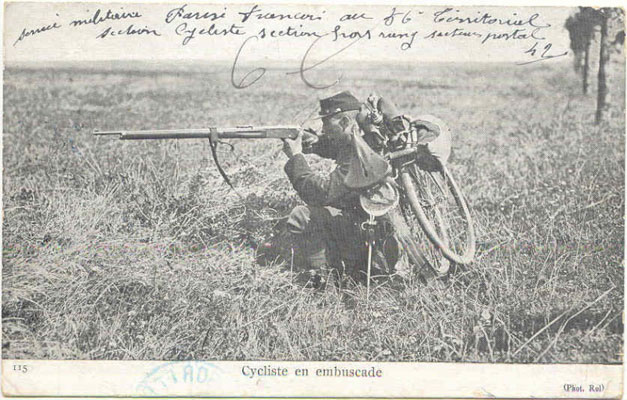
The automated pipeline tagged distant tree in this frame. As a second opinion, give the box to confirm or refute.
[565,9,598,94]
[594,8,624,124]
[565,7,624,124]
[595,10,610,123]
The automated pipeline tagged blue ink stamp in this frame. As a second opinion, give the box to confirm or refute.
[136,361,224,395]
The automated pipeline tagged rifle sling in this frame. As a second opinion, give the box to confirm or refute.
[209,128,236,190]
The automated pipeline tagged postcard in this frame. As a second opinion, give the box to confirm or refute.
[2,1,624,397]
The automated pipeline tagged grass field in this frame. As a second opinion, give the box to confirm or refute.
[2,60,624,363]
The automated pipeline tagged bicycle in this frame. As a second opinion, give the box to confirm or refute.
[358,101,476,276]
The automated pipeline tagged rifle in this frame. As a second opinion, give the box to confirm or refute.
[94,125,303,190]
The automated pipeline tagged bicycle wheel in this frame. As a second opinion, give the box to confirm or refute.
[400,162,476,266]
[391,203,450,277]
[393,178,450,277]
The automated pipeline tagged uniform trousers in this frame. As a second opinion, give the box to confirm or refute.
[285,205,400,278]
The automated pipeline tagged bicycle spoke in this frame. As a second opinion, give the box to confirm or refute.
[398,162,476,266]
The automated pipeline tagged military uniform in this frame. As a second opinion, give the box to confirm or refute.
[283,92,400,281]
[284,143,365,275]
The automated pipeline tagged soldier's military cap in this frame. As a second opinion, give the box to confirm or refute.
[318,91,361,118]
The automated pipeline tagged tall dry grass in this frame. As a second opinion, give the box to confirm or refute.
[2,60,624,362]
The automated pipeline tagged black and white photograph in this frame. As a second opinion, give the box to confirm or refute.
[1,1,624,397]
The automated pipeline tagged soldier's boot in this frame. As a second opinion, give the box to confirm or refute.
[303,265,340,290]
[285,205,337,288]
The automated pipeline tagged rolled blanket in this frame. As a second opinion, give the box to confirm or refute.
[412,115,452,168]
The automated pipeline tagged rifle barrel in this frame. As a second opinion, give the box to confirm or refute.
[93,126,300,140]
[93,130,124,136]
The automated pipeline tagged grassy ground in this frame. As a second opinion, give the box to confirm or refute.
[2,60,624,362]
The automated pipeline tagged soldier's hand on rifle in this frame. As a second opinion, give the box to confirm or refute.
[282,130,303,159]
[302,128,320,154]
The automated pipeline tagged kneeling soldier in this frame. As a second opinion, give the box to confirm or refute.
[281,91,404,287]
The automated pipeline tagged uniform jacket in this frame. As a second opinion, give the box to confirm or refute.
[284,133,361,211]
